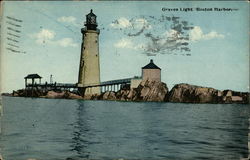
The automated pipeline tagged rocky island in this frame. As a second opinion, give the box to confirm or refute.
[3,59,249,104]
[6,80,249,104]
[89,80,249,104]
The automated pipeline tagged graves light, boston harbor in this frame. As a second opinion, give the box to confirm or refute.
[78,9,101,96]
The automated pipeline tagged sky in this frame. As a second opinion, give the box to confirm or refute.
[0,1,249,93]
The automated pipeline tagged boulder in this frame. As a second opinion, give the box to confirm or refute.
[167,84,249,104]
[100,80,168,102]
[12,89,46,97]
[167,83,221,103]
[8,82,249,104]
[221,90,249,104]
[66,92,83,99]
[137,80,168,102]
[98,91,116,100]
[45,91,83,99]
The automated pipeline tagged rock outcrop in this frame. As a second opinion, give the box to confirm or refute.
[11,89,83,100]
[98,91,116,100]
[95,80,169,102]
[94,82,249,104]
[5,82,249,104]
[45,91,82,99]
[12,89,46,97]
[167,83,249,104]
[221,90,249,104]
[167,83,221,103]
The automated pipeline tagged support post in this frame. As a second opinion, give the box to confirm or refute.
[31,78,34,97]
[25,79,27,88]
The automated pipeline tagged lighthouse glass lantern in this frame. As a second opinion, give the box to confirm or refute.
[85,9,97,30]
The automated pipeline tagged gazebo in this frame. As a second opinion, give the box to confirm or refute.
[24,74,42,88]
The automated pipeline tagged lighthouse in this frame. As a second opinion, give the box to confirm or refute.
[78,9,101,96]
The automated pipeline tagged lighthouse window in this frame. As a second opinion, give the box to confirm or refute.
[95,40,98,43]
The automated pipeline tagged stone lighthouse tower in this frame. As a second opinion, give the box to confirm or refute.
[78,9,101,96]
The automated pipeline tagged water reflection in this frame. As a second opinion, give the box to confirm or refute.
[220,104,249,158]
[1,97,247,160]
[0,97,2,134]
[0,97,2,157]
[68,101,249,160]
[70,101,91,159]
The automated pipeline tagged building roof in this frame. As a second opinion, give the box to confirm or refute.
[24,74,42,79]
[142,59,161,70]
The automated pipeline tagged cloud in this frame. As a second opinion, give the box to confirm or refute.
[110,17,152,37]
[31,29,77,47]
[133,18,152,29]
[114,38,145,50]
[31,29,55,44]
[114,38,133,48]
[127,18,152,37]
[110,17,151,35]
[57,16,77,25]
[55,38,77,47]
[114,29,190,55]
[190,26,224,42]
[110,16,223,56]
[109,15,193,56]
[163,29,180,38]
[110,17,132,28]
[143,31,188,54]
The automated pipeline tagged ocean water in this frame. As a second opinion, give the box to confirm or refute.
[0,96,249,160]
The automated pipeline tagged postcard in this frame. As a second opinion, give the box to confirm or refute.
[0,1,249,160]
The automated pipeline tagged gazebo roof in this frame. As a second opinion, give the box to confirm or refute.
[24,74,42,79]
[142,59,161,70]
